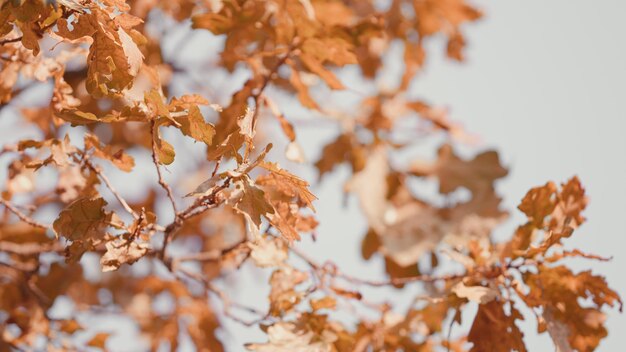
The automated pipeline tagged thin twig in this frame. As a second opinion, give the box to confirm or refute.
[150,120,178,215]
[179,177,232,220]
[0,241,63,255]
[0,198,52,230]
[445,309,457,352]
[241,44,297,162]
[179,202,220,221]
[157,174,233,264]
[171,238,248,266]
[150,120,181,259]
[157,127,268,243]
[83,156,139,220]
[339,271,464,287]
[249,49,294,133]
[177,267,270,326]
[0,36,21,46]
[1,20,59,46]
[290,246,463,287]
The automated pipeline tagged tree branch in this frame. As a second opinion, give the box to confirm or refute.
[0,198,52,230]
[1,20,59,46]
[0,241,63,255]
[249,48,294,128]
[82,156,140,220]
[0,36,21,46]
[150,120,181,259]
[177,267,271,327]
[150,120,178,215]
[290,246,463,287]
[171,238,248,266]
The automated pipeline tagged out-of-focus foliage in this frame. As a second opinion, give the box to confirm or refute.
[0,0,620,351]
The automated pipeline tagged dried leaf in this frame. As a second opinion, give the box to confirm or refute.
[232,178,275,229]
[246,322,335,352]
[269,267,308,315]
[468,301,527,352]
[53,198,111,241]
[249,236,288,268]
[87,332,110,349]
[153,128,176,165]
[100,239,150,272]
[174,105,216,145]
[85,133,135,172]
[411,144,507,195]
[523,265,622,351]
[259,161,317,211]
[310,297,337,311]
[452,282,498,304]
